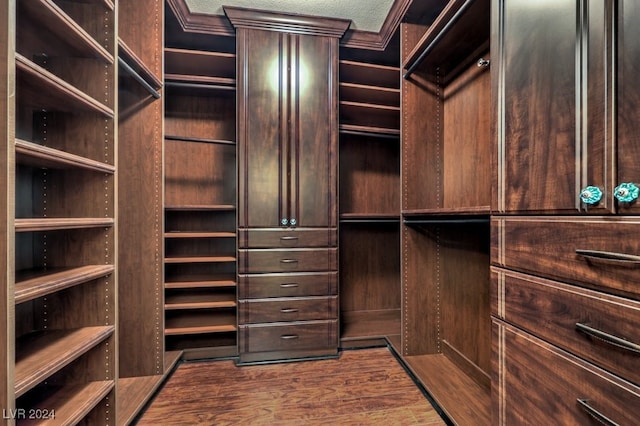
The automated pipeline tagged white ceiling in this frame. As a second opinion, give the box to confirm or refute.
[184,0,396,32]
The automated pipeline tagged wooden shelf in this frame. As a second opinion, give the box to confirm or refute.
[116,351,182,426]
[118,38,162,90]
[164,232,236,239]
[340,60,400,89]
[165,275,236,290]
[15,139,115,173]
[340,83,399,107]
[165,205,236,212]
[339,124,400,138]
[17,381,113,426]
[403,353,491,425]
[341,309,401,341]
[164,256,236,264]
[165,47,235,81]
[165,293,236,310]
[402,207,491,217]
[19,0,113,64]
[15,327,114,398]
[340,101,400,131]
[402,0,490,84]
[165,75,236,92]
[15,265,115,305]
[15,218,114,232]
[165,135,236,145]
[165,313,237,336]
[16,54,114,118]
[340,213,400,223]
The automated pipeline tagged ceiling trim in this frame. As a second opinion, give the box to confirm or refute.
[167,0,411,50]
[224,6,351,38]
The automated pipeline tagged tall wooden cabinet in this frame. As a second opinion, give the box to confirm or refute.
[227,8,348,364]
[492,0,640,424]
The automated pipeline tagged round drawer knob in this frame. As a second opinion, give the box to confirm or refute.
[290,218,297,226]
[580,186,602,205]
[614,182,639,203]
[281,218,289,226]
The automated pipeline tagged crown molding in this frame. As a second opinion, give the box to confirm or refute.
[167,0,411,50]
[224,6,350,38]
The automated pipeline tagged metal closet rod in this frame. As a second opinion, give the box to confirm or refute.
[118,57,161,99]
[403,0,476,79]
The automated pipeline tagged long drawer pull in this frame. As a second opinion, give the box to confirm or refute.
[280,283,299,288]
[280,259,299,264]
[280,334,299,340]
[575,249,640,266]
[280,236,299,241]
[577,399,619,426]
[280,308,299,313]
[575,323,640,354]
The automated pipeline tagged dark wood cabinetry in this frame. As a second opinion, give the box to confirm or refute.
[493,1,640,424]
[229,8,347,363]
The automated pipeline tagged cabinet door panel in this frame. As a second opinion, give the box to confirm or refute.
[237,29,288,228]
[290,35,338,228]
[618,1,640,214]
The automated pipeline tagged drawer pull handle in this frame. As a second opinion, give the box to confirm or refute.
[577,399,619,426]
[575,323,640,354]
[281,308,299,313]
[280,334,299,340]
[575,249,640,266]
[280,259,298,264]
[280,236,299,241]
[280,283,299,288]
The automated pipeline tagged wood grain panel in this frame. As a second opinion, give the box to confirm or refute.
[238,248,338,274]
[239,296,338,324]
[238,228,336,248]
[238,320,338,354]
[493,320,640,425]
[238,271,338,299]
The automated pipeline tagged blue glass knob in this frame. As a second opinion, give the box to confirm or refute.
[281,218,288,226]
[580,186,602,205]
[290,218,297,226]
[614,182,639,203]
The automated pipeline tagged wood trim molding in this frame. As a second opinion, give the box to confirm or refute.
[167,0,410,50]
[224,6,350,38]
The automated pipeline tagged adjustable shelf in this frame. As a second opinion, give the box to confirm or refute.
[339,124,400,139]
[15,218,114,232]
[119,38,162,92]
[16,54,114,117]
[165,205,236,212]
[15,265,115,305]
[165,231,236,239]
[340,60,400,89]
[165,312,237,336]
[18,381,114,426]
[165,47,236,87]
[165,135,235,145]
[340,213,400,223]
[164,275,237,290]
[15,139,115,173]
[165,293,237,310]
[19,0,114,63]
[164,256,236,264]
[15,327,115,398]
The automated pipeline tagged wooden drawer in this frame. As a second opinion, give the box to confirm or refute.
[492,216,640,298]
[238,320,338,353]
[238,228,337,249]
[239,296,338,324]
[238,248,338,273]
[493,320,640,425]
[492,267,640,385]
[238,271,338,299]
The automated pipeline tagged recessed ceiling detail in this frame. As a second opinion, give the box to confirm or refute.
[185,0,394,32]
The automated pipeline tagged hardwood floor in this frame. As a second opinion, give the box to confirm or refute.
[136,347,446,425]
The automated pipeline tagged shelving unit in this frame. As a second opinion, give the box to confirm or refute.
[400,0,492,424]
[10,0,117,422]
[338,55,401,347]
[164,14,238,360]
[117,0,178,423]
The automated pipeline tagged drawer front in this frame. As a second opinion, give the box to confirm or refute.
[493,320,640,426]
[239,296,338,324]
[238,320,338,353]
[492,216,640,298]
[238,272,338,299]
[238,228,337,248]
[238,248,338,273]
[492,267,640,385]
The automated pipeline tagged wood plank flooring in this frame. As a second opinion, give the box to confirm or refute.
[137,347,446,425]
